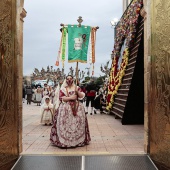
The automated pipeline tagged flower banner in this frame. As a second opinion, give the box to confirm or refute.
[67,25,91,63]
[106,0,143,110]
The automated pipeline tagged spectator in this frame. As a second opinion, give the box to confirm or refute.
[85,79,96,115]
[94,93,104,114]
[22,85,26,103]
[25,86,32,105]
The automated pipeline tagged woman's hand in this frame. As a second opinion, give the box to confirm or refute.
[62,95,77,102]
[74,91,78,96]
[70,94,77,100]
[62,96,68,101]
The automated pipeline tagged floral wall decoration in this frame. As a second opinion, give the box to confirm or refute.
[106,0,143,110]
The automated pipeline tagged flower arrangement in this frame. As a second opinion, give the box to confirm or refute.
[106,0,143,110]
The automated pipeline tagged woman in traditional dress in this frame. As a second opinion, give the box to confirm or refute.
[53,84,61,114]
[41,86,49,104]
[32,86,36,101]
[35,86,42,106]
[40,96,53,125]
[50,75,91,148]
[49,86,55,104]
[53,79,64,113]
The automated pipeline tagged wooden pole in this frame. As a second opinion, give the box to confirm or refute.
[76,62,79,85]
[75,17,82,85]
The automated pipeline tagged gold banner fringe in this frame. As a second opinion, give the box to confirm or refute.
[68,60,87,63]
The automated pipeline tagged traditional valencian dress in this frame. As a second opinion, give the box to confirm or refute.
[50,85,91,148]
[35,87,42,105]
[53,85,61,113]
[49,88,55,104]
[40,97,53,125]
[41,88,49,104]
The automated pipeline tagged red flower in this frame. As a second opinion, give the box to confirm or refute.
[136,8,140,14]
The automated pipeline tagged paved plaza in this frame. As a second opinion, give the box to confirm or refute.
[21,102,145,155]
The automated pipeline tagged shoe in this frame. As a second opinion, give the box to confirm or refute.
[90,113,92,115]
[94,110,97,114]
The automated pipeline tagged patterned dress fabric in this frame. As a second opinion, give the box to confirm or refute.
[50,87,91,148]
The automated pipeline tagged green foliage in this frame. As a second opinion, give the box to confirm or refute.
[85,77,90,81]
[95,76,105,85]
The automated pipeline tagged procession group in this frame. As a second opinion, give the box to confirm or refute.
[23,75,107,148]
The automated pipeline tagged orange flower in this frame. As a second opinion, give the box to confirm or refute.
[55,61,59,66]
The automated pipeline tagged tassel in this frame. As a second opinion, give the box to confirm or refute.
[89,32,92,64]
[92,63,94,75]
[56,28,64,66]
[61,27,67,65]
[91,27,97,64]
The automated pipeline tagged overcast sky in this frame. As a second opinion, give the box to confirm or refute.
[23,0,123,77]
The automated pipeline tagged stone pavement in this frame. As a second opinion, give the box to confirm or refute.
[21,102,145,155]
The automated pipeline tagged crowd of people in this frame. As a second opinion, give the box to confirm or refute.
[23,76,108,148]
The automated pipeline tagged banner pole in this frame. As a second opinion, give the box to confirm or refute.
[75,16,83,85]
[76,62,79,85]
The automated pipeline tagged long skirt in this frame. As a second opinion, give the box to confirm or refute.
[35,93,42,103]
[41,110,53,124]
[50,102,91,148]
